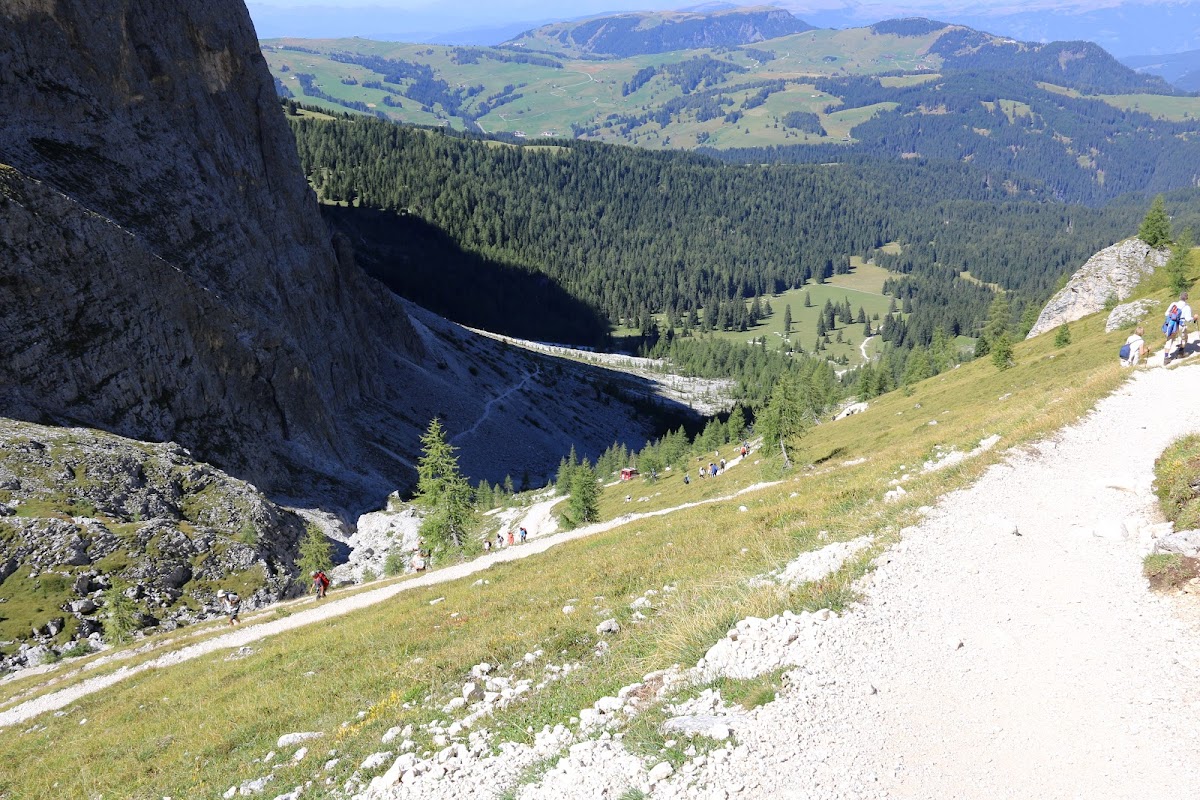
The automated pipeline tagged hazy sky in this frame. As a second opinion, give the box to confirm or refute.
[246,0,1200,54]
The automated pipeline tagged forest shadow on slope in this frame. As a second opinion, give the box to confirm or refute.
[323,205,611,348]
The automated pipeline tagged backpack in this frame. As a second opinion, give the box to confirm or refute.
[1119,343,1131,360]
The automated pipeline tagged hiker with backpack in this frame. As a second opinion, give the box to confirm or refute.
[311,570,330,599]
[216,589,241,626]
[1162,292,1197,363]
[1120,326,1148,366]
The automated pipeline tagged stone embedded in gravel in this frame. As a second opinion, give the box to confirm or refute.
[462,682,483,702]
[596,618,620,635]
[662,714,737,740]
[290,747,307,763]
[648,762,674,782]
[562,605,576,614]
[276,732,323,748]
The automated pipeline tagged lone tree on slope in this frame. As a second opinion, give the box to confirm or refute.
[415,417,478,558]
[1139,194,1171,249]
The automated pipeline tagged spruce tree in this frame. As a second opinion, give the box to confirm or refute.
[415,418,478,556]
[783,304,793,335]
[1054,323,1071,348]
[991,332,1015,370]
[298,521,333,579]
[1138,194,1171,248]
[1165,228,1194,295]
[566,461,600,526]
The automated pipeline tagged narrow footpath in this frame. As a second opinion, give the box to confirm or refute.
[0,476,774,728]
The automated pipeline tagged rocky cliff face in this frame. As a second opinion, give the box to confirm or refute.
[0,0,420,504]
[1027,238,1168,339]
[0,0,678,509]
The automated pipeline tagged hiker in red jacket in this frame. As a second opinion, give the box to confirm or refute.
[312,570,330,599]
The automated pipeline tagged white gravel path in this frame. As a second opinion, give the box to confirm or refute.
[666,363,1200,799]
[0,477,776,729]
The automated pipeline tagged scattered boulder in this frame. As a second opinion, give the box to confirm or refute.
[1156,530,1200,558]
[1106,298,1158,333]
[596,619,620,635]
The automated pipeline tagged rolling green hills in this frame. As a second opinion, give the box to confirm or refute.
[261,15,1198,204]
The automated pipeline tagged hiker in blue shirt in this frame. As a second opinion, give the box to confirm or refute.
[1163,292,1196,363]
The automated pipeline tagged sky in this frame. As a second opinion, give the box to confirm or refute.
[246,0,1200,55]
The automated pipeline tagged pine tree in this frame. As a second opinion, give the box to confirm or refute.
[991,332,1015,370]
[982,293,1011,342]
[1054,323,1071,348]
[783,304,793,335]
[902,346,932,390]
[1165,227,1195,295]
[566,461,600,527]
[298,521,333,579]
[758,374,813,467]
[726,405,747,442]
[803,292,812,308]
[1138,194,1171,248]
[415,418,478,555]
[101,581,141,645]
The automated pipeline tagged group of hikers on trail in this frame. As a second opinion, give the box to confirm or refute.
[483,526,528,551]
[682,443,749,485]
[1123,291,1198,366]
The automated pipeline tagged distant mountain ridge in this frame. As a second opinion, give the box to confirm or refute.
[505,6,813,57]
[1122,48,1200,92]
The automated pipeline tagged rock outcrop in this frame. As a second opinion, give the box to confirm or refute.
[1027,238,1167,338]
[0,417,308,670]
[0,0,683,509]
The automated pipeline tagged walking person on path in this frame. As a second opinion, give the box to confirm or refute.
[216,589,241,626]
[519,526,528,543]
[311,570,330,599]
[506,530,515,547]
[1163,291,1196,363]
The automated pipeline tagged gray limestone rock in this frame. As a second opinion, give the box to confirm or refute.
[1028,239,1167,339]
[1105,299,1160,333]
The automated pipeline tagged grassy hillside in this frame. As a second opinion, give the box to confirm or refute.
[1,263,1176,797]
[264,21,1200,204]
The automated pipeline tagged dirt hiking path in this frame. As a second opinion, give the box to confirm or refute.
[689,364,1200,799]
[0,476,775,728]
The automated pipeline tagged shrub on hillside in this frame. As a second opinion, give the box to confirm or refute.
[1154,434,1200,528]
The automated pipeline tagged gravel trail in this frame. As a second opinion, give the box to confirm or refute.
[676,364,1200,799]
[0,476,775,729]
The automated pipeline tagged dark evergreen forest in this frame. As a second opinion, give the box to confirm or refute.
[289,115,1189,350]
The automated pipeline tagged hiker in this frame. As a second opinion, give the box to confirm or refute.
[519,526,528,543]
[683,473,690,485]
[412,552,426,572]
[507,530,515,546]
[483,539,491,552]
[216,589,240,626]
[1163,292,1197,362]
[311,570,330,599]
[1121,326,1148,366]
[719,458,726,470]
[495,532,504,549]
